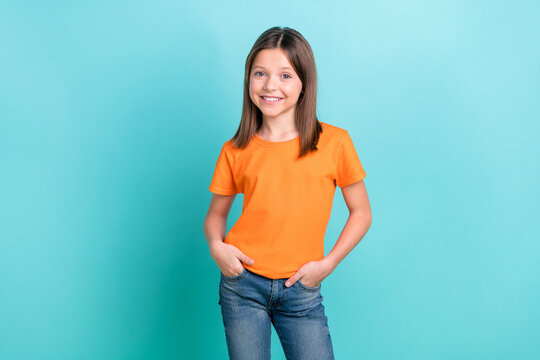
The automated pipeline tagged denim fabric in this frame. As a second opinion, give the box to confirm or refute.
[218,267,335,360]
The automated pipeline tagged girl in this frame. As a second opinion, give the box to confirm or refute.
[203,26,372,360]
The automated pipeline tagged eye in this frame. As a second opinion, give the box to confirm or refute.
[254,71,264,77]
[282,73,292,79]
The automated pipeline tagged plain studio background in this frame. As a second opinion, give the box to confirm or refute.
[0,1,538,359]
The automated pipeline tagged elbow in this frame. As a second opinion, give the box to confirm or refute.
[350,209,372,226]
[363,212,372,228]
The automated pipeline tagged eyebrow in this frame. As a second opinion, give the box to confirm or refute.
[253,66,293,71]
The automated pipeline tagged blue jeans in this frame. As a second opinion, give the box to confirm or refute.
[218,267,335,360]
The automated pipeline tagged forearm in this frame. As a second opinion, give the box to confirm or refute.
[203,213,228,253]
[323,212,372,271]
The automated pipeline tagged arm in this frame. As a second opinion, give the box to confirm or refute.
[284,179,371,287]
[203,193,236,252]
[203,193,255,276]
[323,179,372,272]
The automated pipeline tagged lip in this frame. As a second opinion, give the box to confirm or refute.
[260,95,283,104]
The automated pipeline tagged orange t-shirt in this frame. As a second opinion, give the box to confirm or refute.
[208,121,366,279]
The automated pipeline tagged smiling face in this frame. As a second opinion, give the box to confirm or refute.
[249,48,303,122]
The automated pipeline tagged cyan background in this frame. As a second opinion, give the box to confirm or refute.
[1,1,538,359]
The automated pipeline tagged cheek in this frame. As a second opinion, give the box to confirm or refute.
[249,82,261,94]
[285,90,302,101]
[248,83,256,95]
[285,83,302,96]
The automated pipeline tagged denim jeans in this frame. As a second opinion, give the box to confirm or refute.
[218,267,335,360]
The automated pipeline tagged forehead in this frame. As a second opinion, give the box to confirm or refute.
[252,48,294,71]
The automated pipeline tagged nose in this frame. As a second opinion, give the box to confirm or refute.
[263,75,278,91]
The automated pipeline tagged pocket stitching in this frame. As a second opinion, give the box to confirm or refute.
[222,267,248,282]
[297,278,320,292]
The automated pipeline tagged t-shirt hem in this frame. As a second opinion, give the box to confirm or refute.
[208,185,237,195]
[243,264,296,279]
[337,172,366,188]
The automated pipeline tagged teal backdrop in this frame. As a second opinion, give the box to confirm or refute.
[1,1,538,359]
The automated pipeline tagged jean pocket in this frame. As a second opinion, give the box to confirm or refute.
[221,267,248,282]
[297,278,321,292]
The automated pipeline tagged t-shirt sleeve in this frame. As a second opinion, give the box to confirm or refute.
[335,131,367,188]
[209,142,239,195]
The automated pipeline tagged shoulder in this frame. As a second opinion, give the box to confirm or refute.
[222,138,245,152]
[320,121,348,135]
[219,138,246,163]
[319,121,349,144]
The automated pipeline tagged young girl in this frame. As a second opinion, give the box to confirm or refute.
[203,26,372,360]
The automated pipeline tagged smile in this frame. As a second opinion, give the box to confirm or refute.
[260,96,283,104]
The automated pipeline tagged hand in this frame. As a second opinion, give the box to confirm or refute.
[284,258,333,288]
[210,242,255,277]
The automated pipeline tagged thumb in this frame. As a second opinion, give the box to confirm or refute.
[238,251,255,265]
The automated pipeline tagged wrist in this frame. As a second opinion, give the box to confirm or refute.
[208,239,224,254]
[322,256,337,273]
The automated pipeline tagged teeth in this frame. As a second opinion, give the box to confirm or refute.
[263,97,281,101]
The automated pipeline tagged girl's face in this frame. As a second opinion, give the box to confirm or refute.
[249,48,303,121]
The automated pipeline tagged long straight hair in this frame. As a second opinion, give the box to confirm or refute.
[231,26,322,159]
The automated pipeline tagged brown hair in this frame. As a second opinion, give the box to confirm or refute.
[230,26,322,158]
